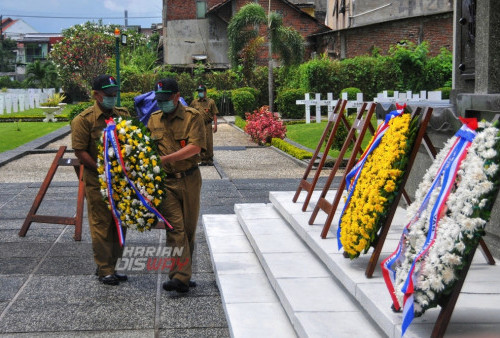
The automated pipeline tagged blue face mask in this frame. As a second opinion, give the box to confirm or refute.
[198,92,205,99]
[101,96,117,110]
[157,100,176,113]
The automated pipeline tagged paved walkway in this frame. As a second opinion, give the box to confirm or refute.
[0,118,334,337]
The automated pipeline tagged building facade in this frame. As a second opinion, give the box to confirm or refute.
[318,0,453,58]
[162,0,330,69]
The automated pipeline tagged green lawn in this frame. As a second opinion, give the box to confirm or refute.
[286,117,377,158]
[0,105,74,119]
[0,122,68,153]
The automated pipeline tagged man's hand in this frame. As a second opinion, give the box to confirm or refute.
[160,144,201,166]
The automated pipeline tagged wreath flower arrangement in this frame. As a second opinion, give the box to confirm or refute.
[339,109,419,258]
[381,120,500,335]
[97,117,170,235]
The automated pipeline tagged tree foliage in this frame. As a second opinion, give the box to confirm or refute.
[228,3,267,68]
[0,38,17,72]
[25,60,59,89]
[228,3,304,69]
[50,22,114,100]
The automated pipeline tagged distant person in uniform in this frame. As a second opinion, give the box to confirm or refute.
[147,78,206,293]
[190,85,218,166]
[71,74,129,286]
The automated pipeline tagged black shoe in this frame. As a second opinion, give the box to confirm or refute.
[99,274,119,286]
[189,280,197,288]
[163,278,189,293]
[114,273,128,281]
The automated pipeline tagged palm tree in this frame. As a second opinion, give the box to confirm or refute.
[25,60,59,89]
[228,3,305,112]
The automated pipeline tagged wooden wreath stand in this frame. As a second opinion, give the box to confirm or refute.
[293,99,349,210]
[308,103,414,236]
[19,146,85,241]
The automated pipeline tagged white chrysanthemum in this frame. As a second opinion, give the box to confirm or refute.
[388,122,500,318]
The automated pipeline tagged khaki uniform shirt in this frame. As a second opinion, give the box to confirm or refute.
[71,103,129,164]
[147,104,206,174]
[190,97,219,124]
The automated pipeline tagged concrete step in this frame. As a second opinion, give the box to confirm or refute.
[270,190,500,338]
[234,203,384,338]
[202,213,297,338]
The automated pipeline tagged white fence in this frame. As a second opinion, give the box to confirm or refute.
[296,90,450,123]
[0,88,56,115]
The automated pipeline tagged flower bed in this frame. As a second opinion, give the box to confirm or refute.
[381,120,500,335]
[338,108,419,258]
[97,117,168,233]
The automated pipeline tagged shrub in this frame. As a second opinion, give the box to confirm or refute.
[68,101,94,122]
[434,87,451,100]
[177,72,197,104]
[244,106,286,145]
[120,92,141,102]
[271,138,312,160]
[340,87,362,100]
[234,116,246,130]
[232,89,256,118]
[205,69,242,90]
[208,89,234,115]
[276,88,307,119]
[249,66,269,107]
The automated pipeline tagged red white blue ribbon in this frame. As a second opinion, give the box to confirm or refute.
[381,121,476,336]
[337,105,405,249]
[103,118,174,246]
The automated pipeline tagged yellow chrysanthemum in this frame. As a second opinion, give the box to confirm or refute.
[340,113,414,258]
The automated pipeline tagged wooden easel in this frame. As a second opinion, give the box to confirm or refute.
[292,99,349,211]
[19,146,85,241]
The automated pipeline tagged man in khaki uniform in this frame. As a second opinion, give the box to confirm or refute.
[190,85,218,166]
[147,78,206,293]
[71,74,129,286]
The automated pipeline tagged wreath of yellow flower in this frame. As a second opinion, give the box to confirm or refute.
[96,117,166,232]
[340,112,419,258]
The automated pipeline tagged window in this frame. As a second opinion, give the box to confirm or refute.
[196,1,207,19]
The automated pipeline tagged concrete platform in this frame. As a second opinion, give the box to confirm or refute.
[202,191,500,337]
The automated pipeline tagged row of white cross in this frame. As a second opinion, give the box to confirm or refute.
[0,88,57,115]
[296,90,449,123]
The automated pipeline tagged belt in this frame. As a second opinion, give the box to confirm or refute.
[165,166,199,179]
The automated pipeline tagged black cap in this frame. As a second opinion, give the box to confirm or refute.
[155,78,179,101]
[92,74,119,95]
[196,85,207,92]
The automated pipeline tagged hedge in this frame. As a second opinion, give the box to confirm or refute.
[232,89,256,118]
[271,137,312,160]
[276,88,307,119]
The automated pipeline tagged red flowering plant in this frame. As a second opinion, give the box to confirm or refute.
[244,106,287,145]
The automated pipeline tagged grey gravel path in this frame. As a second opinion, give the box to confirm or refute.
[0,118,340,337]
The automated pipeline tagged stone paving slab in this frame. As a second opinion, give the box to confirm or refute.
[270,190,500,338]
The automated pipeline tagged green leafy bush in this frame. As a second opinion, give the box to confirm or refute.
[271,138,312,160]
[234,116,246,130]
[208,89,234,115]
[232,89,256,118]
[177,72,197,104]
[434,87,451,100]
[68,101,94,122]
[276,88,307,119]
[120,92,141,102]
[340,87,362,100]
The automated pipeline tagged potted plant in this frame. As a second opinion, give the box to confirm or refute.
[40,93,66,122]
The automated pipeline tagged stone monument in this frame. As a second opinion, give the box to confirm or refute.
[453,0,500,256]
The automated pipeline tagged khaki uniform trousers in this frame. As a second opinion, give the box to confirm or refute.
[201,122,214,162]
[84,169,126,277]
[160,167,202,285]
